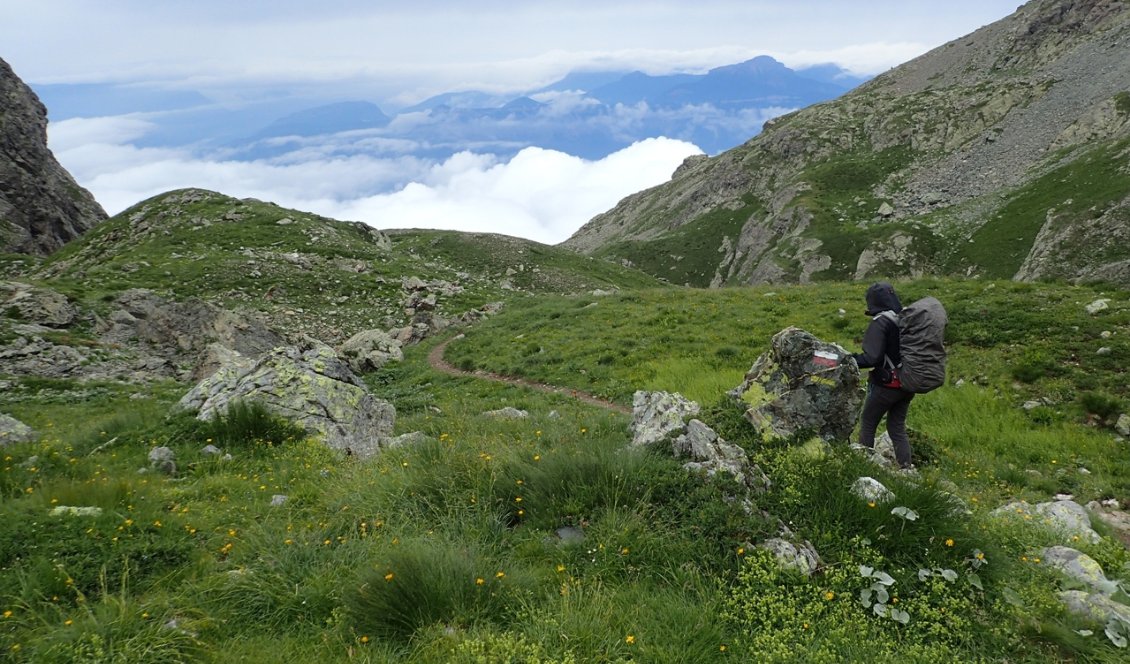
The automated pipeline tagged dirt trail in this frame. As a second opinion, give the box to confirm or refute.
[427,336,631,415]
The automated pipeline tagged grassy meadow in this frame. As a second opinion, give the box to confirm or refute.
[2,277,1130,662]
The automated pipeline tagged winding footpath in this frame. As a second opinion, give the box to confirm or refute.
[427,335,631,415]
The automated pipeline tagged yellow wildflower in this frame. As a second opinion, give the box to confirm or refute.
[625,635,635,645]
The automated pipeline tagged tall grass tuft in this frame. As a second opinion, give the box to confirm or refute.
[200,400,308,449]
[346,539,536,643]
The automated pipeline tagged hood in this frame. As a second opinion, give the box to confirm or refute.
[864,282,902,316]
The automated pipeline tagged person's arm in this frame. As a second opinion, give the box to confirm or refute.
[852,319,888,368]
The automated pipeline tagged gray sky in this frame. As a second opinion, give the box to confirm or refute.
[4,1,1024,104]
[5,1,1028,243]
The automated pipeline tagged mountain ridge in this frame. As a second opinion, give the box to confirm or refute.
[562,0,1130,287]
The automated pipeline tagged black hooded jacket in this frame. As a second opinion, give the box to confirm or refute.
[852,282,903,386]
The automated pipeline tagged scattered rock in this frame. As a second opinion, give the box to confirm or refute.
[177,339,396,459]
[851,477,895,504]
[201,445,222,456]
[148,446,177,475]
[337,329,403,373]
[49,506,103,517]
[270,495,288,507]
[1085,299,1110,315]
[729,327,861,443]
[555,526,585,544]
[673,419,771,492]
[629,391,700,447]
[877,202,895,217]
[483,407,529,419]
[0,413,36,445]
[385,432,429,448]
[758,537,821,576]
[1116,414,1130,437]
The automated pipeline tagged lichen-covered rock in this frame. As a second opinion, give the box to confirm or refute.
[758,537,821,576]
[1059,590,1130,625]
[991,499,1101,544]
[1041,546,1119,595]
[630,391,701,447]
[0,413,36,446]
[178,339,396,459]
[673,419,771,492]
[729,327,861,443]
[337,329,403,373]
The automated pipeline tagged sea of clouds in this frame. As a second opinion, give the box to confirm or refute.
[48,114,703,245]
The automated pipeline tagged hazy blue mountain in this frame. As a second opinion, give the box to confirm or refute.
[36,55,868,171]
[253,101,391,139]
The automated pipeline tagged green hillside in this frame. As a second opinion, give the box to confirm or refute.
[3,268,1130,661]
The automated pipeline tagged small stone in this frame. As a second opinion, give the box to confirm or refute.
[270,495,288,507]
[1085,299,1110,315]
[201,445,222,456]
[1096,347,1112,356]
[483,407,529,419]
[852,477,895,503]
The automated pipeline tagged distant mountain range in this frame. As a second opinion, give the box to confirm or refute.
[33,56,868,162]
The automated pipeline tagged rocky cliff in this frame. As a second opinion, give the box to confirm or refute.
[563,0,1130,287]
[1,57,106,255]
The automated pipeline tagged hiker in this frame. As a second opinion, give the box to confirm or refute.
[851,281,915,469]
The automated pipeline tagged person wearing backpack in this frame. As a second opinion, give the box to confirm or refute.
[851,281,916,469]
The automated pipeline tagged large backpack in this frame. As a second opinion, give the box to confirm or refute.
[879,296,948,393]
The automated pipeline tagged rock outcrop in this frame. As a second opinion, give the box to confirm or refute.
[729,327,861,442]
[0,58,106,255]
[98,289,284,380]
[177,339,396,459]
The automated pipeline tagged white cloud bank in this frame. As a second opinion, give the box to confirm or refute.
[49,116,702,245]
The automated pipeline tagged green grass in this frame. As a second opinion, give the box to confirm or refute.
[958,137,1130,278]
[3,276,1130,661]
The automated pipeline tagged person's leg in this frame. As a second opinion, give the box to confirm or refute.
[885,391,916,467]
[858,384,892,448]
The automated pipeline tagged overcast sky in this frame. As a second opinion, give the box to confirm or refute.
[4,0,1026,244]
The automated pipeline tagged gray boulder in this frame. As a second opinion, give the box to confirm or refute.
[991,499,1101,544]
[337,329,403,373]
[1116,413,1130,437]
[178,339,396,459]
[0,413,36,445]
[1059,590,1130,625]
[1,281,77,326]
[148,446,176,475]
[630,391,700,447]
[673,419,771,492]
[758,537,821,576]
[729,327,861,443]
[483,407,529,419]
[851,476,895,504]
[1041,546,1119,596]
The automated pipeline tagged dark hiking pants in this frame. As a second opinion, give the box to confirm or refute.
[858,384,915,467]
